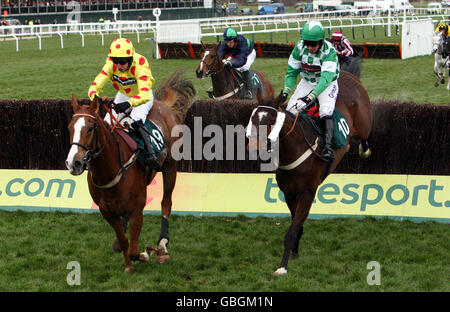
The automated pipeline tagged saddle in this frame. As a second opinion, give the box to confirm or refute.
[114,120,167,173]
[298,102,349,149]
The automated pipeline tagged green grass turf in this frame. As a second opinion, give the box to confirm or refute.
[0,211,448,291]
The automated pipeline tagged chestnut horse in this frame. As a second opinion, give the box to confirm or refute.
[195,43,274,100]
[65,70,196,273]
[246,71,372,275]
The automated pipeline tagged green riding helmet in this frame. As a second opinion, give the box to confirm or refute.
[301,21,325,42]
[223,28,238,41]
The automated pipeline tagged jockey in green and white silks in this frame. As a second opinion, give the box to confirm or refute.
[282,21,340,162]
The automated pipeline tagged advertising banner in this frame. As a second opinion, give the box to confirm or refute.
[0,170,449,223]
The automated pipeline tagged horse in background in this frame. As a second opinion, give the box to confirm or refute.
[339,55,362,79]
[65,70,196,273]
[195,43,274,101]
[432,34,449,90]
[246,70,372,275]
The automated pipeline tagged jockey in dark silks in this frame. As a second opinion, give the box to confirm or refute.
[218,27,257,99]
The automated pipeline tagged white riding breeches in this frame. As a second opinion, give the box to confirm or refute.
[286,79,339,118]
[104,91,154,125]
[227,49,256,72]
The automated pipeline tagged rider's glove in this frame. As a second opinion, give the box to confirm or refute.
[223,59,232,68]
[282,92,289,102]
[300,93,316,109]
[113,101,131,114]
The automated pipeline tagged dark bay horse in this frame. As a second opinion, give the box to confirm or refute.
[246,71,372,275]
[65,70,196,273]
[195,43,274,100]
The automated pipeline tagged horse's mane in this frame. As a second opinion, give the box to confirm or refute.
[155,69,196,122]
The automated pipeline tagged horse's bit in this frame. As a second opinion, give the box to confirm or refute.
[71,113,112,163]
[71,113,137,189]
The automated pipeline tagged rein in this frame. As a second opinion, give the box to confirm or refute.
[71,107,137,189]
[71,112,114,163]
[204,52,243,100]
[250,106,329,170]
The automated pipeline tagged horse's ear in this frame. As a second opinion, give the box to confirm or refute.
[91,95,99,113]
[71,93,79,112]
[215,41,221,51]
[273,91,283,110]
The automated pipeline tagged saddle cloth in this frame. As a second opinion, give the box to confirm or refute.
[115,120,165,156]
[233,69,263,95]
[248,69,263,92]
[130,119,166,155]
[301,103,349,148]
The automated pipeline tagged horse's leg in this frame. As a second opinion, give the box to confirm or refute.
[284,193,303,260]
[274,190,314,275]
[112,217,128,253]
[291,226,304,260]
[99,208,133,273]
[127,209,150,263]
[155,162,176,264]
[434,62,442,87]
[447,66,450,90]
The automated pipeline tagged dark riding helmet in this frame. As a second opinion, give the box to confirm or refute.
[223,28,238,41]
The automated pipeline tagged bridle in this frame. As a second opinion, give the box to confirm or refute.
[200,50,226,77]
[247,105,328,169]
[71,113,113,164]
[200,49,244,100]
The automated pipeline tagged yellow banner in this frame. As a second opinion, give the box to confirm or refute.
[0,170,449,222]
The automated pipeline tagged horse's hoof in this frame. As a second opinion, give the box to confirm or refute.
[156,254,170,264]
[124,266,135,274]
[435,83,439,87]
[145,245,159,256]
[441,80,445,84]
[139,251,150,262]
[112,239,122,253]
[273,267,287,275]
[359,144,371,159]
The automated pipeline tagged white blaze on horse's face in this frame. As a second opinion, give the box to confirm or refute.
[246,107,286,145]
[198,51,210,78]
[65,117,86,171]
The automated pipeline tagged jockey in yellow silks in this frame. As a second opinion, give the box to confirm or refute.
[435,22,449,39]
[88,38,159,169]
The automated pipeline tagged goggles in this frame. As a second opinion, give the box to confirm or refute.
[111,57,131,65]
[303,40,320,47]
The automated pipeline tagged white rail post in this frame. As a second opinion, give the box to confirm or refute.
[13,35,19,52]
[388,9,391,37]
[36,34,42,50]
[153,8,161,59]
[98,31,104,46]
[58,32,64,48]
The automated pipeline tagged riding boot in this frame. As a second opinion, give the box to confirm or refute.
[131,120,160,170]
[321,116,335,163]
[241,70,253,99]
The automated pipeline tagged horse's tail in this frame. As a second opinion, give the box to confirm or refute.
[155,69,196,122]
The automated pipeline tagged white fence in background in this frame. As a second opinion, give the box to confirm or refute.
[1,8,449,53]
[401,19,434,59]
